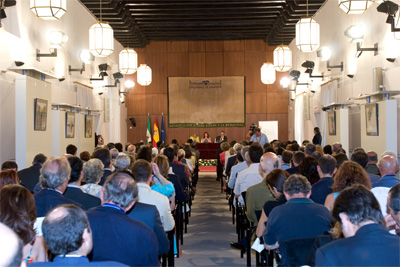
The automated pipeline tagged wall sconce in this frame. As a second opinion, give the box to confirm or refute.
[317,47,343,71]
[90,64,109,81]
[0,0,16,21]
[36,31,68,62]
[377,1,400,32]
[280,77,291,88]
[125,80,135,90]
[69,50,95,75]
[105,72,124,88]
[344,25,378,58]
[302,60,323,78]
[289,70,301,81]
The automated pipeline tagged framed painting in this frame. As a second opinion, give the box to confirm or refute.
[85,115,93,138]
[365,103,379,136]
[65,112,75,138]
[34,98,47,131]
[328,111,336,136]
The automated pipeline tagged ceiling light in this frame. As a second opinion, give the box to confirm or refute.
[273,45,292,72]
[280,77,290,89]
[79,50,95,64]
[137,64,152,86]
[344,25,364,42]
[89,0,113,57]
[317,47,332,61]
[30,0,67,20]
[338,0,375,14]
[295,1,320,52]
[261,63,276,84]
[49,31,68,48]
[119,48,138,74]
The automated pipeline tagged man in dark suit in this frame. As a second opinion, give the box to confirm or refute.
[34,157,82,218]
[351,151,381,184]
[310,155,337,205]
[18,153,47,192]
[92,148,112,186]
[87,172,159,266]
[33,204,126,266]
[225,143,242,178]
[64,157,100,210]
[286,151,305,175]
[164,147,190,188]
[316,184,400,266]
[215,130,228,143]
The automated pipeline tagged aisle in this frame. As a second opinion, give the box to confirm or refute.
[175,172,248,266]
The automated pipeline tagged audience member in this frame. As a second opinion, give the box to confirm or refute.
[114,153,131,172]
[315,145,324,155]
[316,184,400,266]
[286,151,305,174]
[132,159,175,232]
[163,147,190,189]
[331,142,342,155]
[137,146,153,163]
[305,143,316,156]
[0,185,47,263]
[386,184,400,233]
[106,143,115,150]
[79,151,91,162]
[1,161,18,171]
[249,128,269,147]
[18,153,47,192]
[263,175,331,266]
[366,150,380,175]
[311,151,322,160]
[299,156,320,185]
[0,169,19,189]
[225,143,243,179]
[310,155,337,205]
[91,148,112,186]
[351,151,380,184]
[227,146,249,189]
[324,161,371,211]
[81,159,104,198]
[126,144,136,155]
[333,153,348,169]
[65,144,77,158]
[280,150,292,170]
[87,172,158,266]
[323,145,332,155]
[115,142,123,153]
[0,222,24,267]
[64,157,100,210]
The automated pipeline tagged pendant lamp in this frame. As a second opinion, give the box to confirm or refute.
[338,0,375,14]
[89,0,113,57]
[30,0,66,20]
[273,45,292,72]
[137,64,152,86]
[261,63,276,85]
[296,0,320,52]
[119,48,138,74]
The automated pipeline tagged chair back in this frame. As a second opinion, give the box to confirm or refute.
[282,237,316,266]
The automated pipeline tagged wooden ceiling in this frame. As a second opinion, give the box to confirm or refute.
[79,0,328,48]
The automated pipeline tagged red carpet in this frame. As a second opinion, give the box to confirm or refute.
[199,166,216,172]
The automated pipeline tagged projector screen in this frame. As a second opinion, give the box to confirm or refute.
[168,76,245,128]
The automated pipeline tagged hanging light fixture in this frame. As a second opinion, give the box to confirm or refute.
[338,0,375,14]
[89,0,113,57]
[261,63,276,84]
[137,64,152,86]
[273,45,292,72]
[296,0,320,52]
[30,0,66,20]
[119,48,138,74]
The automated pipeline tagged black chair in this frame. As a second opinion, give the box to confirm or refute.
[282,237,317,267]
[161,229,175,266]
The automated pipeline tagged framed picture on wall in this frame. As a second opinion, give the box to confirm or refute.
[85,115,93,138]
[365,103,379,136]
[65,112,75,138]
[328,111,336,135]
[34,98,48,131]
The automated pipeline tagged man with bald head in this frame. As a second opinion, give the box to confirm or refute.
[0,223,24,267]
[373,155,399,188]
[331,142,342,155]
[245,152,280,224]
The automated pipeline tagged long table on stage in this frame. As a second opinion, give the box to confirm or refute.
[196,143,221,159]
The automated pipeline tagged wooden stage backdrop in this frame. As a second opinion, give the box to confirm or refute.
[125,40,289,144]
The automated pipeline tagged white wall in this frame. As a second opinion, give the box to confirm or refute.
[290,0,400,156]
[0,0,127,165]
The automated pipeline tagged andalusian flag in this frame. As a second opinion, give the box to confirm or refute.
[161,113,165,143]
[146,114,151,144]
[153,117,159,148]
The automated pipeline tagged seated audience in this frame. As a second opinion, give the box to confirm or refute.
[324,161,371,211]
[351,151,380,184]
[0,222,24,267]
[132,159,175,232]
[150,162,175,208]
[225,143,242,179]
[263,175,331,266]
[228,146,249,189]
[0,185,46,263]
[311,155,337,205]
[386,184,400,234]
[87,172,158,266]
[164,147,190,189]
[79,151,91,162]
[81,159,104,198]
[323,145,332,155]
[1,161,18,171]
[65,144,77,158]
[0,169,19,189]
[286,151,306,174]
[280,150,292,170]
[333,153,348,169]
[331,142,342,155]
[311,151,322,160]
[299,156,320,185]
[64,157,100,210]
[92,148,112,186]
[114,153,131,172]
[18,154,47,192]
[305,143,316,156]
[37,204,126,266]
[366,150,380,175]
[316,184,400,266]
[115,142,123,153]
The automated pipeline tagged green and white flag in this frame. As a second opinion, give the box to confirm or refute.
[146,114,151,144]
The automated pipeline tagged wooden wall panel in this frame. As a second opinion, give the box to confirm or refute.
[267,71,289,92]
[206,41,224,52]
[188,41,206,52]
[246,93,267,114]
[127,115,146,143]
[146,94,167,115]
[127,94,146,115]
[224,52,244,76]
[245,40,266,52]
[146,53,168,94]
[246,114,268,129]
[188,53,206,76]
[167,53,189,77]
[224,40,245,51]
[205,52,223,76]
[146,41,167,53]
[245,51,267,93]
[167,41,189,53]
[266,92,289,114]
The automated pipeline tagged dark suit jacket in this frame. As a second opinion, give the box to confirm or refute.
[18,163,42,192]
[34,189,83,217]
[63,186,101,210]
[310,177,334,205]
[216,136,228,143]
[287,166,300,175]
[99,169,112,186]
[225,155,237,178]
[127,202,169,255]
[170,162,189,188]
[168,173,187,202]
[87,205,159,266]
[316,224,400,266]
[367,172,381,184]
[28,256,127,266]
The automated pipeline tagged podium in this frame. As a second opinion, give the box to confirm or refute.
[196,143,221,159]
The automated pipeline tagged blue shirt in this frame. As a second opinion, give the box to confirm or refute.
[372,175,399,188]
[250,133,269,147]
[310,177,334,205]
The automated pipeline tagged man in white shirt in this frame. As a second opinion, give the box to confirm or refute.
[234,143,264,205]
[132,159,175,232]
[228,146,249,189]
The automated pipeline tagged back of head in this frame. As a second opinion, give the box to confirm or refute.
[178,149,185,161]
[132,159,152,183]
[332,142,342,153]
[260,152,279,173]
[0,170,19,189]
[334,153,348,169]
[367,151,378,162]
[163,147,175,162]
[137,147,153,163]
[183,146,192,159]
[103,172,138,208]
[281,150,293,164]
[40,157,71,189]
[33,153,47,165]
[283,174,311,196]
[79,151,91,162]
[351,151,369,169]
[115,153,130,171]
[221,142,230,151]
[110,148,119,160]
[299,156,320,185]
[42,205,90,256]
[115,142,123,152]
[353,147,365,153]
[1,161,18,171]
[290,142,300,152]
[248,143,263,163]
[92,148,111,169]
[153,155,169,177]
[389,184,400,214]
[67,156,83,184]
[305,143,316,155]
[332,161,371,192]
[266,169,290,193]
[233,143,243,154]
[323,145,332,155]
[292,151,306,165]
[66,144,77,155]
[318,154,337,175]
[379,155,399,176]
[0,185,36,245]
[127,145,136,154]
[332,184,383,227]
[106,143,115,150]
[0,222,23,267]
[311,151,322,160]
[314,127,320,133]
[151,147,159,159]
